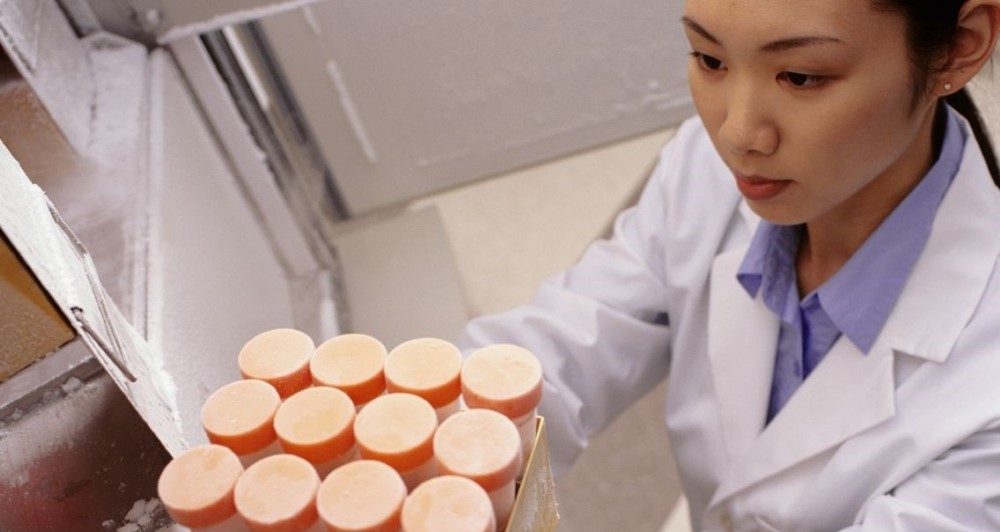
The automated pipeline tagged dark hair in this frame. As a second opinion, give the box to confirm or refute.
[871,0,999,186]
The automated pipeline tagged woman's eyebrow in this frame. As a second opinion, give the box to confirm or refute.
[681,16,844,52]
[681,17,720,45]
[761,36,844,53]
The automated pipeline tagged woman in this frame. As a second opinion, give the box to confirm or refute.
[459,0,1000,530]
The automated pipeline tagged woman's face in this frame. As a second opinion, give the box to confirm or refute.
[683,0,937,226]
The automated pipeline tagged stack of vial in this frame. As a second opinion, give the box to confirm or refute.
[157,329,543,532]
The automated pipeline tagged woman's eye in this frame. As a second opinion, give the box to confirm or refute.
[690,52,724,72]
[779,71,826,89]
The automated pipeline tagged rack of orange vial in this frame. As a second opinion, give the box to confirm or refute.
[157,329,557,532]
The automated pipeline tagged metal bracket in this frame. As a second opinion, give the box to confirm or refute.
[47,199,137,383]
[88,0,325,44]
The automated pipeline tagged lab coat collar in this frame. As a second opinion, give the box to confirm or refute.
[877,130,1000,364]
[707,126,1000,507]
[730,125,999,365]
[706,246,898,506]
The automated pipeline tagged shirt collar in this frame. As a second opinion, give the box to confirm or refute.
[737,105,967,353]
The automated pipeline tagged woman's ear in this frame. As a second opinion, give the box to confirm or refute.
[935,0,1000,95]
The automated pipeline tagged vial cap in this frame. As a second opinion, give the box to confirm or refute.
[311,334,387,405]
[433,409,521,492]
[235,454,320,531]
[201,379,280,456]
[354,393,437,473]
[461,344,542,419]
[317,460,406,532]
[402,476,496,532]
[238,328,314,398]
[158,444,243,528]
[385,338,462,408]
[275,386,356,465]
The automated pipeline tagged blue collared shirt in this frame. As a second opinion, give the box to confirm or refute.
[737,106,967,423]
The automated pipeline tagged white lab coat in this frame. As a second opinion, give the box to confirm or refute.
[458,114,1000,531]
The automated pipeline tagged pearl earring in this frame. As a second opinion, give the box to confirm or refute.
[944,82,953,92]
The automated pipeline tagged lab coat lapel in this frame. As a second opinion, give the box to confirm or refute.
[707,245,898,505]
[706,246,778,465]
[707,122,1000,508]
[716,336,896,503]
[878,132,1000,365]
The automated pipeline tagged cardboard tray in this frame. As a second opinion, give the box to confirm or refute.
[506,416,559,531]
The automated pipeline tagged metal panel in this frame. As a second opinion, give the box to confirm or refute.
[92,0,325,43]
[0,93,186,457]
[0,367,172,532]
[0,32,176,524]
[257,1,693,214]
[146,48,303,446]
[330,206,468,350]
[155,0,323,43]
[168,36,320,280]
[0,0,94,153]
[22,32,152,330]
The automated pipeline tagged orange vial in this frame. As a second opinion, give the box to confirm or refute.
[401,476,496,532]
[202,380,282,468]
[238,328,315,398]
[235,454,322,532]
[158,444,248,532]
[433,409,521,529]
[384,338,462,422]
[461,344,542,475]
[311,334,387,409]
[274,386,357,478]
[317,460,407,532]
[354,393,438,491]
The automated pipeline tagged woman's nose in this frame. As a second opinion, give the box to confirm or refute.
[718,89,778,156]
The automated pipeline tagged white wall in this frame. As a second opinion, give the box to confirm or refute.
[258,1,692,215]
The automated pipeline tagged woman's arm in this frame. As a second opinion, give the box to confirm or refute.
[842,423,1000,531]
[456,137,683,478]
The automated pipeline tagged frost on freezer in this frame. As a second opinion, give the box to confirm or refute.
[0,374,100,440]
[101,497,169,532]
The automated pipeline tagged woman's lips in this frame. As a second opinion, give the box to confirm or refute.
[734,174,792,201]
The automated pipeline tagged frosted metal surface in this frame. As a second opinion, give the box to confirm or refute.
[0,121,186,456]
[23,34,153,329]
[147,49,297,446]
[259,1,692,214]
[0,0,93,153]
